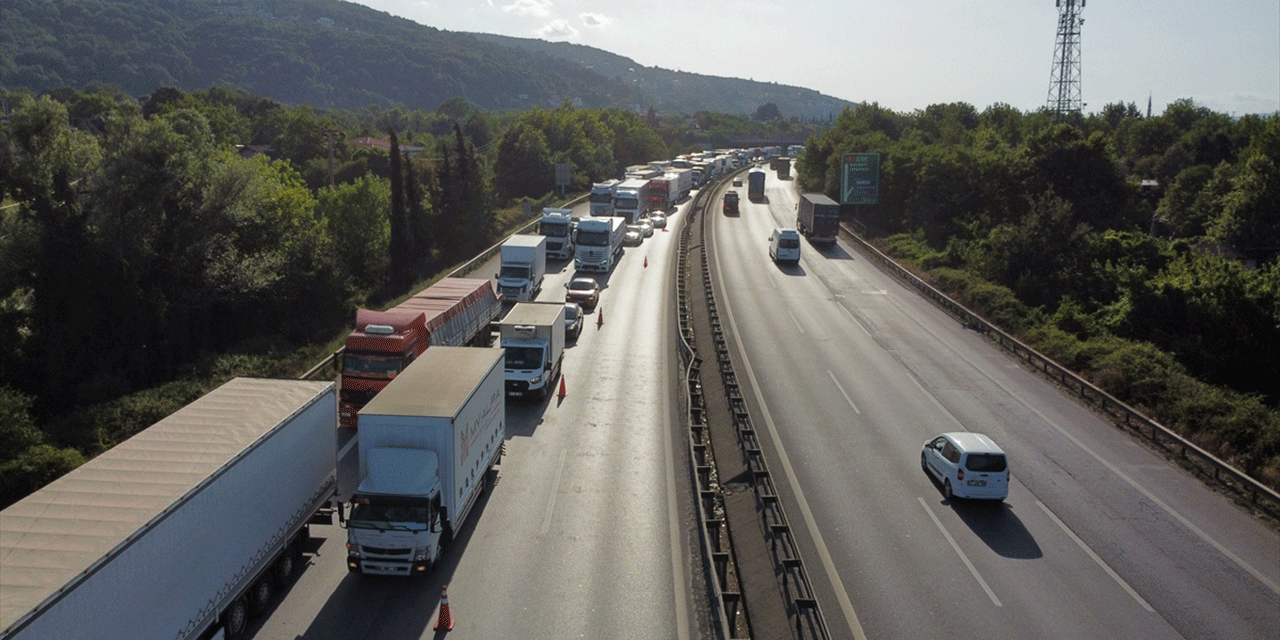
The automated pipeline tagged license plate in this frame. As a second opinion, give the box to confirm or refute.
[507,391,520,397]
[967,480,986,487]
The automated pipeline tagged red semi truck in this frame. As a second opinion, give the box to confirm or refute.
[339,277,502,428]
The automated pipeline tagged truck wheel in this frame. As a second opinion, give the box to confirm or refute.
[274,546,297,585]
[249,578,272,616]
[224,598,249,638]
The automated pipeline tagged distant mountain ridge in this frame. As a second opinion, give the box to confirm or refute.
[0,0,854,117]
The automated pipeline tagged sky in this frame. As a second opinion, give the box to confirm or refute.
[346,0,1279,117]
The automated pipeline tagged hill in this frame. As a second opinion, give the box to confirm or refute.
[0,0,853,117]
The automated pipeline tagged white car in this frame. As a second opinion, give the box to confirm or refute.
[635,218,654,237]
[646,212,667,229]
[921,432,1009,501]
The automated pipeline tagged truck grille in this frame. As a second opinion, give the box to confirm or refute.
[362,545,412,556]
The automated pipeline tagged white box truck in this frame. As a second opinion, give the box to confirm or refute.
[344,346,505,577]
[613,177,651,223]
[496,234,547,302]
[0,378,339,640]
[499,302,566,399]
[539,207,576,259]
[588,180,618,216]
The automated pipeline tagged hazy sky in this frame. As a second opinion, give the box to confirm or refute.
[347,0,1279,117]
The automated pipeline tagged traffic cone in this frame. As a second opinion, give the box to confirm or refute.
[557,375,567,399]
[434,585,454,631]
[596,307,604,327]
[644,256,648,268]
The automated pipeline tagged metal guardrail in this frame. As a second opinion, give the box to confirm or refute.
[841,223,1280,511]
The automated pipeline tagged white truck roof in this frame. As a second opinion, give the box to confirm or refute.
[0,378,334,634]
[361,346,503,419]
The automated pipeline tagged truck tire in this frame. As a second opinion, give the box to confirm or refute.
[274,544,298,585]
[224,598,249,638]
[249,578,272,616]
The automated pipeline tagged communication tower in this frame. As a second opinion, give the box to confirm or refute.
[1046,0,1085,116]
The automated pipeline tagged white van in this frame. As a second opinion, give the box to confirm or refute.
[768,228,801,264]
[921,432,1010,501]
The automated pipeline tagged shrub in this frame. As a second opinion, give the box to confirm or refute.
[0,445,86,509]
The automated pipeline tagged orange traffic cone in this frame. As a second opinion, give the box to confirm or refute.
[557,375,567,399]
[644,256,648,268]
[434,585,454,631]
[597,307,604,327]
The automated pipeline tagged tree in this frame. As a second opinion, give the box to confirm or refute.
[1208,153,1280,258]
[755,103,783,122]
[316,176,390,291]
[387,129,413,292]
[493,121,553,200]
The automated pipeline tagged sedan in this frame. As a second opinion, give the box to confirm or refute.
[623,225,643,246]
[646,212,667,229]
[635,218,654,237]
[563,302,583,340]
[732,177,742,187]
[564,277,600,309]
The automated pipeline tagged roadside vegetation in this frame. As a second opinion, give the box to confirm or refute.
[0,84,801,507]
[798,101,1280,491]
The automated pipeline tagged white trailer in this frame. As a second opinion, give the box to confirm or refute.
[345,346,505,576]
[0,379,338,640]
[499,302,566,399]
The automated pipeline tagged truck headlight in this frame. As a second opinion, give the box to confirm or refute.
[414,547,430,561]
[530,374,543,385]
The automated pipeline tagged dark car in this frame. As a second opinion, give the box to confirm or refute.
[564,277,600,309]
[564,302,583,340]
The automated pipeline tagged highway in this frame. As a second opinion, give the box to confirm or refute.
[706,168,1280,639]
[245,168,1280,640]
[247,200,707,639]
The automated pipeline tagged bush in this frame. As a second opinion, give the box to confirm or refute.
[929,267,1032,331]
[1088,341,1185,412]
[0,444,86,509]
[0,387,43,462]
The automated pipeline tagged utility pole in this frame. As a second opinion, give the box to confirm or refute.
[1046,0,1085,118]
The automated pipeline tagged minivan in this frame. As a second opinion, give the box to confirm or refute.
[921,432,1009,501]
[768,228,801,264]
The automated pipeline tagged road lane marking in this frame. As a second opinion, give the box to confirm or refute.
[1036,500,1155,612]
[714,227,868,640]
[918,497,1003,607]
[787,309,805,333]
[662,330,692,640]
[541,449,566,535]
[827,370,862,415]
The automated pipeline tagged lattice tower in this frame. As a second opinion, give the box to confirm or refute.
[1046,0,1085,116]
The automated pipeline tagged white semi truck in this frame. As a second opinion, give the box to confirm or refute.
[574,216,625,272]
[0,379,340,640]
[588,180,618,216]
[499,302,566,399]
[344,346,505,576]
[496,234,547,302]
[539,207,576,260]
[613,177,651,223]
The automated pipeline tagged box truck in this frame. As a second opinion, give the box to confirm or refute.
[747,169,766,201]
[797,192,841,244]
[496,234,547,302]
[0,379,339,640]
[539,208,576,259]
[499,302,566,399]
[345,346,505,576]
[339,278,502,427]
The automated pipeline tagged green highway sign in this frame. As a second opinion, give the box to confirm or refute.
[841,153,880,205]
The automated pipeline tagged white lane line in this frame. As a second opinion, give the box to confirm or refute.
[541,449,566,536]
[918,497,1003,607]
[787,309,805,334]
[892,306,1280,596]
[827,370,862,415]
[662,330,692,640]
[1036,500,1155,612]
[714,228,868,640]
[838,304,872,337]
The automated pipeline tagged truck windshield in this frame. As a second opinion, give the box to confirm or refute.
[577,230,609,246]
[614,196,638,211]
[539,221,569,236]
[499,264,531,279]
[589,191,613,203]
[349,503,429,531]
[505,346,545,370]
[343,353,403,376]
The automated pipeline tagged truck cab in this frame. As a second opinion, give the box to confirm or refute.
[538,208,575,260]
[339,309,428,428]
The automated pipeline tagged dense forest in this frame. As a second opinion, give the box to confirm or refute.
[799,101,1280,491]
[0,83,821,506]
